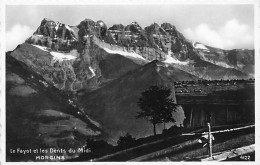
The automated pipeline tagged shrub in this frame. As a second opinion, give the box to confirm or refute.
[117,132,136,149]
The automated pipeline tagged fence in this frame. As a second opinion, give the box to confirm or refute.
[181,124,255,159]
[88,123,254,161]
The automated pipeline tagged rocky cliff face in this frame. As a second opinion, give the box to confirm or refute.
[23,18,253,92]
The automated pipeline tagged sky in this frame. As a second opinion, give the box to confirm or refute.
[5,4,255,51]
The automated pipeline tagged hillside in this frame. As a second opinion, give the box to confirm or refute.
[78,60,199,138]
[6,55,106,161]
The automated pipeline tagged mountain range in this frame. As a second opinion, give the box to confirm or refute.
[6,18,254,161]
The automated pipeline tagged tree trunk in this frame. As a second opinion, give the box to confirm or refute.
[153,123,156,136]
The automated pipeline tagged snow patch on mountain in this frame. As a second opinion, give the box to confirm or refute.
[65,25,73,32]
[50,52,77,61]
[197,51,207,61]
[55,22,60,31]
[65,25,77,40]
[213,61,234,69]
[31,44,77,61]
[103,47,148,61]
[193,42,208,50]
[89,66,96,78]
[163,52,189,65]
[35,34,44,38]
[32,44,49,52]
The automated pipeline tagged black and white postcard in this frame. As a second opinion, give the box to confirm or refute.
[1,0,259,163]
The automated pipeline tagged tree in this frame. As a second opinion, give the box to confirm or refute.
[136,85,177,136]
[117,132,136,149]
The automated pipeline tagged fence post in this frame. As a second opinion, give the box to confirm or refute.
[207,122,212,158]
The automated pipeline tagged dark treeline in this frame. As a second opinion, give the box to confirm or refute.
[175,78,254,86]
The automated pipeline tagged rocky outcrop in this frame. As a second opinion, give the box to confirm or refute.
[125,21,143,34]
[108,24,125,31]
[30,18,79,51]
[34,18,57,38]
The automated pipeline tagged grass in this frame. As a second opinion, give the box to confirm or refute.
[149,132,254,161]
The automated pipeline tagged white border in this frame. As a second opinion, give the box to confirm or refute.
[254,1,260,164]
[0,1,6,165]
[0,0,259,165]
[1,0,259,5]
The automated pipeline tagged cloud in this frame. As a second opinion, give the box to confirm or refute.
[6,24,34,51]
[183,19,254,50]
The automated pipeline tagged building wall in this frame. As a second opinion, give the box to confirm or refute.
[182,102,254,129]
